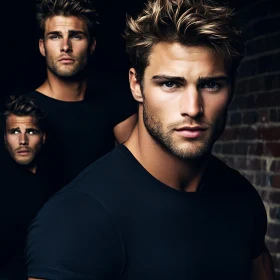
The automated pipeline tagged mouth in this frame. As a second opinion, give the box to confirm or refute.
[58,57,75,63]
[16,150,31,155]
[174,126,207,139]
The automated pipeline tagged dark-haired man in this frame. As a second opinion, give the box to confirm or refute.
[0,95,48,280]
[27,0,275,279]
[28,0,137,190]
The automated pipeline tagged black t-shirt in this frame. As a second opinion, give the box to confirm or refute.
[0,152,48,279]
[27,88,136,192]
[26,145,267,280]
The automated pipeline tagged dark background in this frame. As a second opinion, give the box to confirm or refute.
[1,0,279,278]
[0,0,252,106]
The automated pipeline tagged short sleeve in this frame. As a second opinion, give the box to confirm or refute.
[26,191,124,280]
[250,187,267,259]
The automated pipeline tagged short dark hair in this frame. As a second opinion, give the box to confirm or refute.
[36,0,98,39]
[124,0,243,84]
[3,95,47,133]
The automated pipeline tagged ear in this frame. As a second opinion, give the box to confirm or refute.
[42,133,46,144]
[89,39,96,54]
[39,39,46,57]
[129,68,143,103]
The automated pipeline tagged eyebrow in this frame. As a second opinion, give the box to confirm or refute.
[198,75,230,84]
[26,128,41,132]
[7,127,20,132]
[152,75,230,84]
[152,75,187,84]
[46,30,87,36]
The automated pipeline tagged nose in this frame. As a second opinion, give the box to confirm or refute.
[19,133,28,145]
[61,37,72,53]
[180,86,203,118]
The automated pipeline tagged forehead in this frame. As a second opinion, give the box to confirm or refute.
[146,42,227,78]
[44,15,88,34]
[6,115,38,128]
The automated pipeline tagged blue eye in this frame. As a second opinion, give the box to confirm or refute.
[200,82,220,92]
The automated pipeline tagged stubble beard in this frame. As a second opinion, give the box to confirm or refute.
[142,99,227,161]
[46,52,88,79]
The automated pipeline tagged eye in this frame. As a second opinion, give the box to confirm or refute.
[14,131,19,135]
[27,130,39,135]
[72,35,82,39]
[164,81,175,87]
[49,35,60,40]
[199,81,220,92]
[161,81,179,90]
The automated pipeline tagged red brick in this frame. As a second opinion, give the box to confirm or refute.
[272,175,280,189]
[233,127,257,140]
[271,160,280,173]
[270,207,280,221]
[270,108,280,123]
[265,238,280,254]
[219,128,236,141]
[243,111,258,125]
[266,191,280,204]
[257,109,270,123]
[221,143,235,155]
[255,173,272,187]
[267,223,280,239]
[265,143,280,157]
[247,143,264,156]
[259,127,280,141]
[233,157,247,170]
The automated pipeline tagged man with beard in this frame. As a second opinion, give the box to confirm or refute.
[28,0,137,192]
[26,0,275,279]
[0,95,48,279]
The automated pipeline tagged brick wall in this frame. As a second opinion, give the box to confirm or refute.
[213,0,280,277]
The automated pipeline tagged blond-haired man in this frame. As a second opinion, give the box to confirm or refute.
[27,0,275,279]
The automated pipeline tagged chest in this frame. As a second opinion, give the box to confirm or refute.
[117,195,253,280]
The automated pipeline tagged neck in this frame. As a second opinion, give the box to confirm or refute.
[125,122,209,193]
[28,165,37,174]
[37,70,87,101]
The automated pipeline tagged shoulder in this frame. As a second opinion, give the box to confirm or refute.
[208,155,261,197]
[61,146,129,200]
[26,189,124,278]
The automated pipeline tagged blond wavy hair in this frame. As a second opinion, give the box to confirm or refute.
[124,0,243,83]
[36,0,97,39]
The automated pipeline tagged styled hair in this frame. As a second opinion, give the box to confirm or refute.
[3,95,47,133]
[36,0,98,38]
[124,0,243,83]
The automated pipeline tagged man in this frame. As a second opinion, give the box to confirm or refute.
[29,0,137,190]
[0,95,48,279]
[26,0,275,279]
[3,96,46,174]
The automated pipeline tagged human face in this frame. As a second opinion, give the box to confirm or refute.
[39,15,96,78]
[131,43,231,161]
[4,115,46,172]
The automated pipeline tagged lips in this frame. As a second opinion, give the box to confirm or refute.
[59,56,74,62]
[16,149,31,155]
[174,126,207,139]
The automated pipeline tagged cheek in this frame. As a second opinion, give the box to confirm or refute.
[203,94,229,121]
[5,136,17,148]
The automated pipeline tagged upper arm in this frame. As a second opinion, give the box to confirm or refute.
[251,251,275,280]
[26,191,123,279]
[113,113,137,144]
